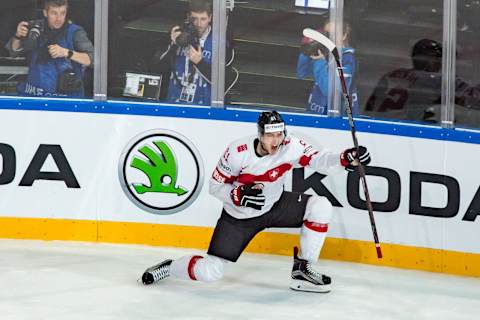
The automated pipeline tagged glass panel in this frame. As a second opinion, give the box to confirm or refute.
[455,1,480,128]
[355,1,445,124]
[108,0,213,106]
[227,0,332,113]
[0,0,95,98]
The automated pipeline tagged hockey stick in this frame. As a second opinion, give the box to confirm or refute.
[303,28,383,259]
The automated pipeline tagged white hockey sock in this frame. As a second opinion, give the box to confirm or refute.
[170,255,203,280]
[299,221,328,263]
[170,254,225,282]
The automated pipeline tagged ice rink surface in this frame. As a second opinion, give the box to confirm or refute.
[0,239,479,320]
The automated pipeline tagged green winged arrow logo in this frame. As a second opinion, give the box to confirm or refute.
[130,141,188,196]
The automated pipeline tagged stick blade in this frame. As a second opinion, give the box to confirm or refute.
[376,244,383,259]
[302,28,336,52]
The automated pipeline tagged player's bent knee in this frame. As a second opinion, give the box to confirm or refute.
[304,196,333,223]
[196,255,225,282]
[205,255,225,282]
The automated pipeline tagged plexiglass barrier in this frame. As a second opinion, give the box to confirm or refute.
[0,0,94,98]
[0,0,478,129]
[108,0,213,106]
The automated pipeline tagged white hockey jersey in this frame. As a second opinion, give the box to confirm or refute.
[209,134,342,219]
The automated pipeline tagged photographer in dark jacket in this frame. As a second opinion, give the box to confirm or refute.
[5,0,93,97]
[151,0,234,105]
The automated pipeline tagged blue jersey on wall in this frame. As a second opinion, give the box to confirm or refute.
[297,47,358,115]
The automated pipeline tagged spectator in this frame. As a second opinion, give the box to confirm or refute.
[297,20,358,115]
[5,0,93,97]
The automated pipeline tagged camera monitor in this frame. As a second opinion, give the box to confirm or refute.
[123,72,162,100]
[295,0,329,9]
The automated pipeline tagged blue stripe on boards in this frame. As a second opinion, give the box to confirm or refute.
[0,97,479,145]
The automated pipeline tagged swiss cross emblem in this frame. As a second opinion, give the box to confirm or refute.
[269,169,279,180]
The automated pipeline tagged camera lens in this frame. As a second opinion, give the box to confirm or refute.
[176,32,189,48]
[175,21,199,48]
[27,21,42,40]
[28,28,40,40]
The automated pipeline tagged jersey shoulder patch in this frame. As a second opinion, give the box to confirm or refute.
[214,139,251,182]
[236,144,248,153]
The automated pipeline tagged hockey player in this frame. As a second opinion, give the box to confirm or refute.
[141,110,371,293]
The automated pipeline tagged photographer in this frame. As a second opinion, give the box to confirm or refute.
[5,0,93,97]
[297,20,358,115]
[151,0,231,105]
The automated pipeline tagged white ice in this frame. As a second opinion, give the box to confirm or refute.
[0,239,479,320]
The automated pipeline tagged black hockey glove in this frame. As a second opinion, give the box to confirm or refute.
[340,146,371,172]
[231,183,265,210]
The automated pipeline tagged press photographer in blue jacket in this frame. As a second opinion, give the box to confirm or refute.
[5,0,93,97]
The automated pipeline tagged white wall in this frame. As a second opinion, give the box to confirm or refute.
[0,109,478,254]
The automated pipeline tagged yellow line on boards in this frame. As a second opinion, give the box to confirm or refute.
[0,217,479,277]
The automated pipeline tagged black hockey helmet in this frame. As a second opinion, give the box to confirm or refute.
[257,110,286,136]
[411,39,442,72]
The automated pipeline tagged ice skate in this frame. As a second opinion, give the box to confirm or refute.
[141,259,173,285]
[289,247,331,293]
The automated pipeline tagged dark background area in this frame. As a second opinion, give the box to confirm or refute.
[1,0,480,126]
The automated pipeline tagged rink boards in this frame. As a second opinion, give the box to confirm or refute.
[0,98,479,277]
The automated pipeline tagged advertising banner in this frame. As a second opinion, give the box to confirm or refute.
[0,108,479,258]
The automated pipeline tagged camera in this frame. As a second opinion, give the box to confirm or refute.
[300,32,330,59]
[22,19,44,51]
[27,19,43,41]
[175,20,200,48]
[57,69,83,94]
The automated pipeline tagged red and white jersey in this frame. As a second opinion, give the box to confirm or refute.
[209,134,342,219]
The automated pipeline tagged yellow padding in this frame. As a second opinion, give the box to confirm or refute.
[0,217,478,277]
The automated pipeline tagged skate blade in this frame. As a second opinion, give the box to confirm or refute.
[289,279,331,293]
[137,276,148,285]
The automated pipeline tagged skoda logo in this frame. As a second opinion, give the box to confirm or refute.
[119,129,204,215]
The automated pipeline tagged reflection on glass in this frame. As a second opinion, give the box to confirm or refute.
[365,38,444,121]
[455,0,480,128]
[109,0,213,106]
[367,37,480,125]
[353,1,447,123]
[1,0,94,98]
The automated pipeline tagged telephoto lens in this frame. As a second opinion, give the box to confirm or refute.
[175,20,199,48]
[22,20,43,51]
[27,20,43,41]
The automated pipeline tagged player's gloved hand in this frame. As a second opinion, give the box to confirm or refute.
[340,146,371,172]
[231,183,265,210]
